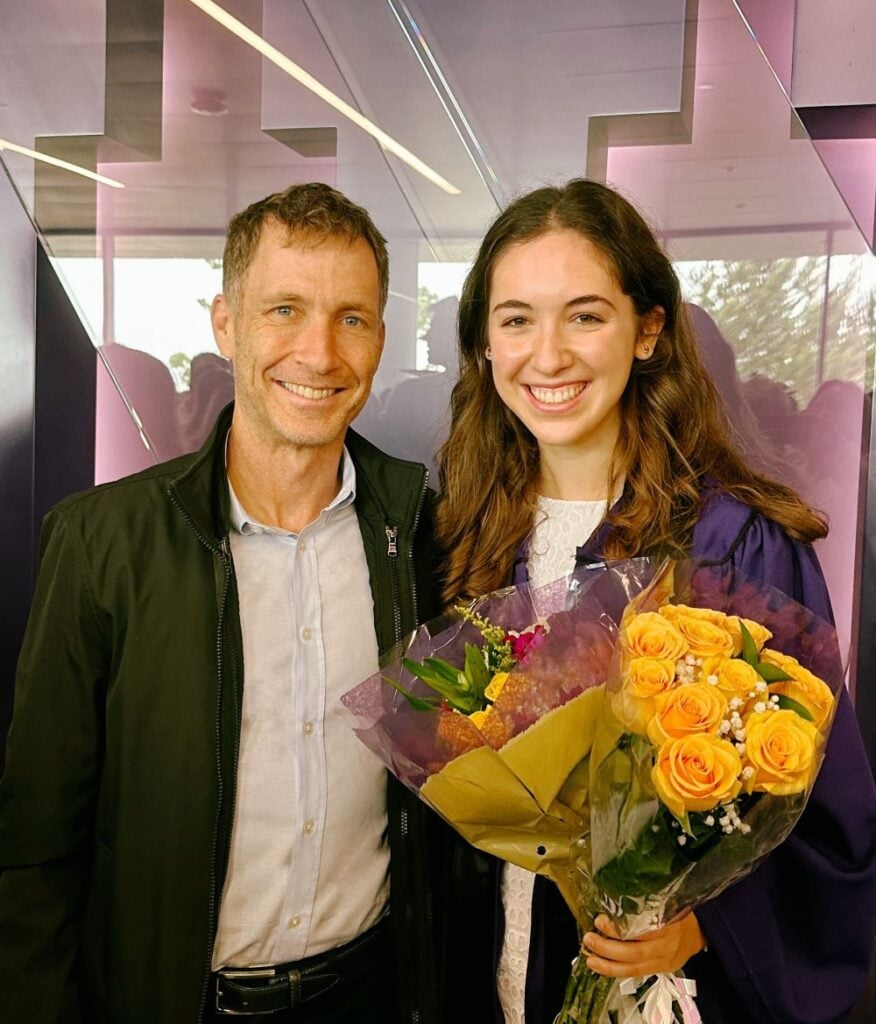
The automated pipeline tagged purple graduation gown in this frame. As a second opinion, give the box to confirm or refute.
[511,487,876,1024]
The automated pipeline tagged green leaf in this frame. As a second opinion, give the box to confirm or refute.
[402,658,473,709]
[421,657,463,684]
[739,620,759,666]
[382,675,442,711]
[775,693,815,721]
[402,657,458,689]
[593,815,684,901]
[758,662,793,682]
[463,643,490,694]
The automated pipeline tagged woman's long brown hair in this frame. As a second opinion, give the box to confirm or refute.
[436,179,827,604]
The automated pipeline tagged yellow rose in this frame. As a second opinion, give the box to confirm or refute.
[652,733,742,820]
[623,612,687,662]
[646,682,728,745]
[484,671,509,702]
[701,655,761,702]
[743,709,820,795]
[725,616,772,656]
[614,657,677,734]
[468,708,491,730]
[664,612,735,659]
[759,650,835,732]
[660,604,729,628]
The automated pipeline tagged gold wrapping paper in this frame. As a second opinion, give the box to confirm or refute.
[420,685,604,916]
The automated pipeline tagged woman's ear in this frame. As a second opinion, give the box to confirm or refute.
[634,306,666,360]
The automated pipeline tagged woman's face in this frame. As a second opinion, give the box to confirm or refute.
[486,228,662,474]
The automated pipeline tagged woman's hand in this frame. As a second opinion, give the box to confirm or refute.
[581,912,706,978]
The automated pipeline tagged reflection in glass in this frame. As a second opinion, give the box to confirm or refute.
[2,0,874,671]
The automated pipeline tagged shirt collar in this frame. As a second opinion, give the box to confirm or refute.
[227,445,357,537]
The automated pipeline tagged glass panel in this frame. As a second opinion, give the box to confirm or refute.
[2,0,873,669]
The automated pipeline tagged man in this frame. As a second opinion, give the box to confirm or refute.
[0,183,447,1023]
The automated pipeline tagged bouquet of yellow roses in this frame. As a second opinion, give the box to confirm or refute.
[560,557,844,1024]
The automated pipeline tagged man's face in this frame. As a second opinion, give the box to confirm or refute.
[212,220,385,454]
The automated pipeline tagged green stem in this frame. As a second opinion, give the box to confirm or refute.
[553,957,615,1024]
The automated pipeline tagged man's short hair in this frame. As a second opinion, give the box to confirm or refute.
[222,182,389,313]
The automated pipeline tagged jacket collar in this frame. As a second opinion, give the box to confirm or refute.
[167,402,429,546]
[344,426,429,530]
[167,402,235,547]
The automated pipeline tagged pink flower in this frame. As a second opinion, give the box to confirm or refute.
[506,624,548,664]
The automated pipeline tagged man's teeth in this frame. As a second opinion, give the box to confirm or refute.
[530,383,586,404]
[279,382,336,399]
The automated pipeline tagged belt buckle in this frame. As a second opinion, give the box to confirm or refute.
[215,967,277,1016]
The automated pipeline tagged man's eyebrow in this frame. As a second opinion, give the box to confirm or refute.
[260,293,375,312]
[261,292,303,305]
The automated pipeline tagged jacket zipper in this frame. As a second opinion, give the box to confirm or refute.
[167,490,237,1023]
[386,473,434,1022]
[407,473,428,628]
[385,525,403,644]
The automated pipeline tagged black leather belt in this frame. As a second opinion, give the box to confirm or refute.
[212,918,386,1017]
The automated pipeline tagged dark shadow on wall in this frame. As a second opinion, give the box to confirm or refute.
[686,302,794,486]
[177,352,235,453]
[96,343,235,483]
[1,246,97,768]
[355,296,459,484]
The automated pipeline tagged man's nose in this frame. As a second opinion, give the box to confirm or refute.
[294,317,340,371]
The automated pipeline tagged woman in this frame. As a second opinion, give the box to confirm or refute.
[436,179,876,1023]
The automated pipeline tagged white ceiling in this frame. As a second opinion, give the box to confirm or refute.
[0,0,872,264]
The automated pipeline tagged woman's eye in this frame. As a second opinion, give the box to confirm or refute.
[502,316,528,328]
[574,312,602,326]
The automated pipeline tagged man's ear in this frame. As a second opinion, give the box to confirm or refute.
[634,306,666,360]
[211,294,234,359]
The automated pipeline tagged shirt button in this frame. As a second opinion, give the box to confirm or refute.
[303,721,314,736]
[290,915,301,929]
[300,627,312,641]
[303,819,315,835]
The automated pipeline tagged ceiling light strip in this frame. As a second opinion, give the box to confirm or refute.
[186,0,460,195]
[386,0,502,203]
[0,138,125,189]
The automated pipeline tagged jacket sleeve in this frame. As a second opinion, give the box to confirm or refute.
[690,513,876,1024]
[0,507,109,1024]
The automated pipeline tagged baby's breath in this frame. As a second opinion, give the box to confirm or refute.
[454,604,515,673]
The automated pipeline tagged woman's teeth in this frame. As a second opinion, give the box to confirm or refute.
[529,383,586,404]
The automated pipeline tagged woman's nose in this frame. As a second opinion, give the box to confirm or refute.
[529,323,572,375]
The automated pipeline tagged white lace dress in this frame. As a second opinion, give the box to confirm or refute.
[497,495,609,1024]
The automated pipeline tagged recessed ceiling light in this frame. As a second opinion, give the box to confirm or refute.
[190,87,229,117]
[186,0,460,195]
[0,137,125,188]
